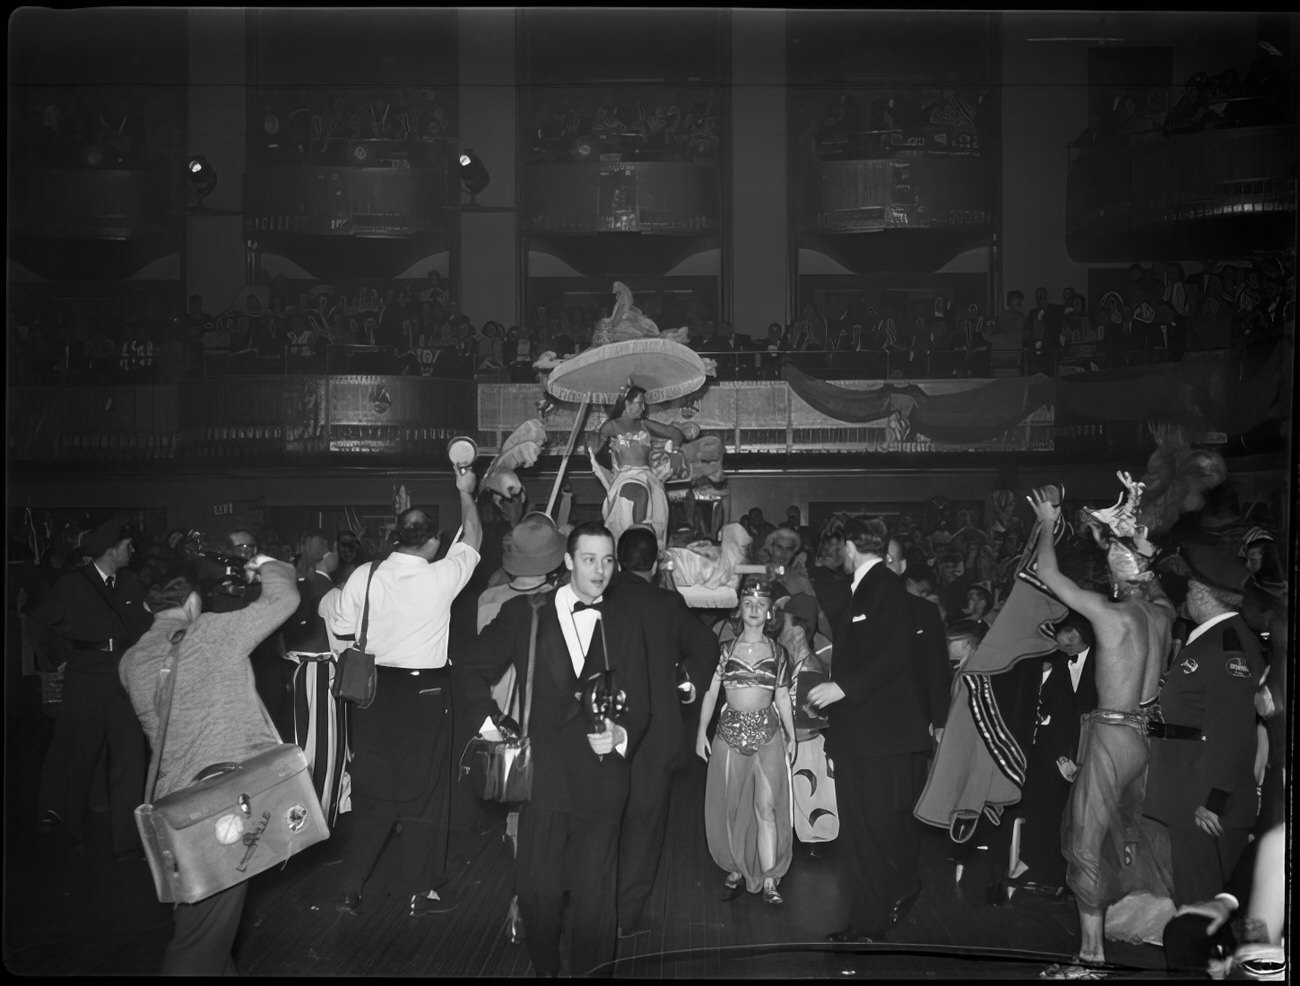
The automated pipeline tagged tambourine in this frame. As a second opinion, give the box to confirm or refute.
[447,435,478,475]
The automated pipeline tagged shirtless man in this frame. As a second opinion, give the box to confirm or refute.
[1026,488,1175,973]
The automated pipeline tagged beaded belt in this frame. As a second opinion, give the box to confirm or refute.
[717,705,779,756]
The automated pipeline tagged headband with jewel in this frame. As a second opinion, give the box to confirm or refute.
[739,577,774,601]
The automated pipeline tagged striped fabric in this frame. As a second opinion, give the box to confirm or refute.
[289,657,351,822]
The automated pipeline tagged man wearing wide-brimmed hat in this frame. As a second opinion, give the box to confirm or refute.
[29,514,153,858]
[1146,540,1268,907]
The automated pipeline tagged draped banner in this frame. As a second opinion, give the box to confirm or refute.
[781,364,1055,443]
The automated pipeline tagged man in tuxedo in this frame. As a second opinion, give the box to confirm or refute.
[886,537,952,748]
[1007,611,1099,894]
[458,521,651,977]
[608,526,718,935]
[30,515,153,857]
[808,516,931,943]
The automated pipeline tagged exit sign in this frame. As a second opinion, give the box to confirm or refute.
[213,503,234,516]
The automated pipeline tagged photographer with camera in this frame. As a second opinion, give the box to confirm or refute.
[119,554,299,975]
[326,469,481,919]
[457,521,652,977]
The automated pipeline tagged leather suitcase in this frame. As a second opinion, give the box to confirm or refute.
[136,744,328,904]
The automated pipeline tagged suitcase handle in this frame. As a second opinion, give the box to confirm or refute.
[193,762,240,783]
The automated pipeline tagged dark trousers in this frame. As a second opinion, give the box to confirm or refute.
[38,668,144,852]
[517,805,621,977]
[1015,756,1073,887]
[834,753,925,934]
[162,881,248,976]
[340,667,452,895]
[617,759,674,930]
[1166,822,1251,906]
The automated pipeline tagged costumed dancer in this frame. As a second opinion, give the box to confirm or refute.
[783,594,839,845]
[1028,476,1177,978]
[695,577,796,904]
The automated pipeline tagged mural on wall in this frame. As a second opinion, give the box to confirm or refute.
[523,86,722,164]
[249,87,457,165]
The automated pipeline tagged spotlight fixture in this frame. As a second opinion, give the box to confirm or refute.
[188,156,218,203]
[458,149,490,200]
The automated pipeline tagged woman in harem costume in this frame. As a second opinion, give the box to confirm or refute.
[696,578,797,905]
[593,384,683,548]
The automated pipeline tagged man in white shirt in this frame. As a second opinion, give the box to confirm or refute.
[328,468,481,918]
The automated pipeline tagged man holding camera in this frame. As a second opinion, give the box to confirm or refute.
[327,469,481,918]
[458,521,652,977]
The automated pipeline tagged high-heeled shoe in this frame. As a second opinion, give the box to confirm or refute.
[762,884,784,905]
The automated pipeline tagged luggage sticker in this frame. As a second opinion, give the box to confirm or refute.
[214,813,246,845]
[286,804,309,832]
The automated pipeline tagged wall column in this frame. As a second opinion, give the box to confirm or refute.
[458,9,519,327]
[729,11,789,338]
[186,9,247,314]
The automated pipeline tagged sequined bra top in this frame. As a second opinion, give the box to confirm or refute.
[718,638,791,691]
[610,428,651,452]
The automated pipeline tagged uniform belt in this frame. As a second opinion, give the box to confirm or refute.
[1147,721,1204,741]
[285,651,334,662]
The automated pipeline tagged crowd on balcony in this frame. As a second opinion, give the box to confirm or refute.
[8,253,1290,389]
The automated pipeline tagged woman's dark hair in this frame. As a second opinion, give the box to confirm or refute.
[605,384,647,423]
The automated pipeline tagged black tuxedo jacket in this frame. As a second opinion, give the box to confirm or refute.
[459,588,651,815]
[605,572,718,770]
[825,563,930,760]
[1031,650,1098,765]
[904,592,952,734]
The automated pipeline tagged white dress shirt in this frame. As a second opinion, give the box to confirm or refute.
[326,541,479,670]
[554,583,602,678]
[849,556,883,595]
[1185,611,1236,648]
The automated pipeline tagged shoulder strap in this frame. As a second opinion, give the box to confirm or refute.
[144,629,187,803]
[520,594,545,736]
[356,561,380,651]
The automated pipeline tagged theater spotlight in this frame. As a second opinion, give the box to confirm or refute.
[188,156,218,204]
[458,149,490,200]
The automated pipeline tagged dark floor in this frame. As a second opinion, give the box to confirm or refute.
[3,689,1188,979]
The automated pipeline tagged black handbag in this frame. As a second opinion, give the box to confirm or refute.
[135,630,329,904]
[332,562,378,709]
[459,595,542,803]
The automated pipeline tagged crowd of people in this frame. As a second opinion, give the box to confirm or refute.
[16,252,1288,390]
[11,443,1288,977]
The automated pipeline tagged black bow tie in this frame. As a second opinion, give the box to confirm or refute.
[1068,652,1082,665]
[572,599,603,613]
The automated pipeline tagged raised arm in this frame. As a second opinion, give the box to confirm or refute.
[1026,488,1111,626]
[455,466,483,553]
[643,417,687,447]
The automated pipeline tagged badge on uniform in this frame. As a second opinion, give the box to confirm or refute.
[1225,655,1251,679]
[1179,658,1198,674]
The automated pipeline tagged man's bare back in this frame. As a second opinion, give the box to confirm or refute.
[1089,594,1173,712]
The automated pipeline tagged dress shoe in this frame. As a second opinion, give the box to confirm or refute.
[410,889,458,916]
[825,926,874,944]
[336,890,362,914]
[889,887,920,927]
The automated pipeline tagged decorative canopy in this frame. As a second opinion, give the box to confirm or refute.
[544,338,709,405]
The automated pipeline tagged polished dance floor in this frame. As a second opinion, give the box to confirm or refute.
[3,688,1188,979]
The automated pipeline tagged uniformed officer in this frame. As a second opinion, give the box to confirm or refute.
[30,515,153,856]
[1145,541,1268,905]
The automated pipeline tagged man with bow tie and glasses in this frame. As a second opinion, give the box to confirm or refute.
[458,521,651,977]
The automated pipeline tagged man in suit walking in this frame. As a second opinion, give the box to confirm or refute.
[886,537,952,748]
[30,515,153,857]
[458,521,652,977]
[808,516,931,943]
[1145,542,1268,906]
[608,526,719,935]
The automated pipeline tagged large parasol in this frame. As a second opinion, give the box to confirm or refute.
[544,337,709,405]
[539,337,710,516]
